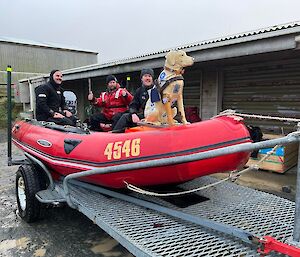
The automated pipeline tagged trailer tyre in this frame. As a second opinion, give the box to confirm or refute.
[16,164,43,223]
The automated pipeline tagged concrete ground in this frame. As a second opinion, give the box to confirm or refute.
[212,165,297,201]
[0,128,298,256]
[0,129,133,257]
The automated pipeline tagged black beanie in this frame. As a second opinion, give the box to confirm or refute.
[140,68,154,78]
[49,69,60,86]
[106,75,117,84]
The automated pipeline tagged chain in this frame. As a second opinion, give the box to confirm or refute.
[125,145,281,197]
[215,109,300,123]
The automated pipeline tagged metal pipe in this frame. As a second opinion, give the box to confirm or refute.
[63,132,300,207]
[7,65,12,166]
[88,78,92,92]
[24,152,54,190]
[293,134,300,242]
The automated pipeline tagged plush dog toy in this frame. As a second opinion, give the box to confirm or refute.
[144,50,194,125]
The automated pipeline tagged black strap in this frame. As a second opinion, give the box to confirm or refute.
[159,76,184,96]
[108,105,127,108]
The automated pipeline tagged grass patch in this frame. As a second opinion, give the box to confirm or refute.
[0,98,22,128]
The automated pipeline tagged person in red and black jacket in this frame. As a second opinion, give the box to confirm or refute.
[88,75,133,131]
[113,68,155,132]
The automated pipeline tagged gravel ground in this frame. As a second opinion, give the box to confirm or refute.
[0,129,133,257]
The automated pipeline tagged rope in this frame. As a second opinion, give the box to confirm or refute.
[125,145,281,197]
[215,109,300,123]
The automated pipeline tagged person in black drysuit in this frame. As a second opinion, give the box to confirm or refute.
[35,70,77,126]
[113,68,155,132]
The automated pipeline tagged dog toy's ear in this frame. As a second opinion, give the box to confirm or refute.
[166,51,177,67]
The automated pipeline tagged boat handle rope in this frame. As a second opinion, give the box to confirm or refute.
[214,109,300,123]
[125,144,280,197]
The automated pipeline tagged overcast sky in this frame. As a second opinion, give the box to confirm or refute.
[1,0,300,63]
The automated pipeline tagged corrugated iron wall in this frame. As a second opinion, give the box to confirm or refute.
[0,42,97,73]
[183,68,201,108]
[0,42,97,85]
[223,59,300,133]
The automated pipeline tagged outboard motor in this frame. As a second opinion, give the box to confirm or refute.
[63,91,83,128]
[63,91,77,115]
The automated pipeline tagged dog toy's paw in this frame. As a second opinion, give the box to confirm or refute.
[149,121,162,126]
[144,115,156,123]
[172,119,180,124]
[181,120,190,125]
[142,119,162,126]
[171,107,177,117]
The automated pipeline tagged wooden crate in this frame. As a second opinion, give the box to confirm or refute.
[245,133,299,173]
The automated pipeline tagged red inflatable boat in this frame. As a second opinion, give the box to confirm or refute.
[12,116,251,188]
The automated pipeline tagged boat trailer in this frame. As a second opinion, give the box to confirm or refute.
[6,67,300,256]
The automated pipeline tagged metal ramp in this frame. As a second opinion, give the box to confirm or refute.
[55,176,294,257]
[132,177,295,241]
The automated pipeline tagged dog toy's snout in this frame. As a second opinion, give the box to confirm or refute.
[188,56,195,65]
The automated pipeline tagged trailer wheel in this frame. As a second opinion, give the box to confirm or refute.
[16,164,43,223]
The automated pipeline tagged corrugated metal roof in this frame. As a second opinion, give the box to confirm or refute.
[106,21,300,63]
[61,20,300,75]
[0,36,98,54]
[19,20,300,81]
[176,21,300,49]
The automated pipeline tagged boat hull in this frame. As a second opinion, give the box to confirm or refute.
[12,116,251,188]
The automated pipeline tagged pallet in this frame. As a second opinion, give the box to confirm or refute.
[246,133,299,173]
